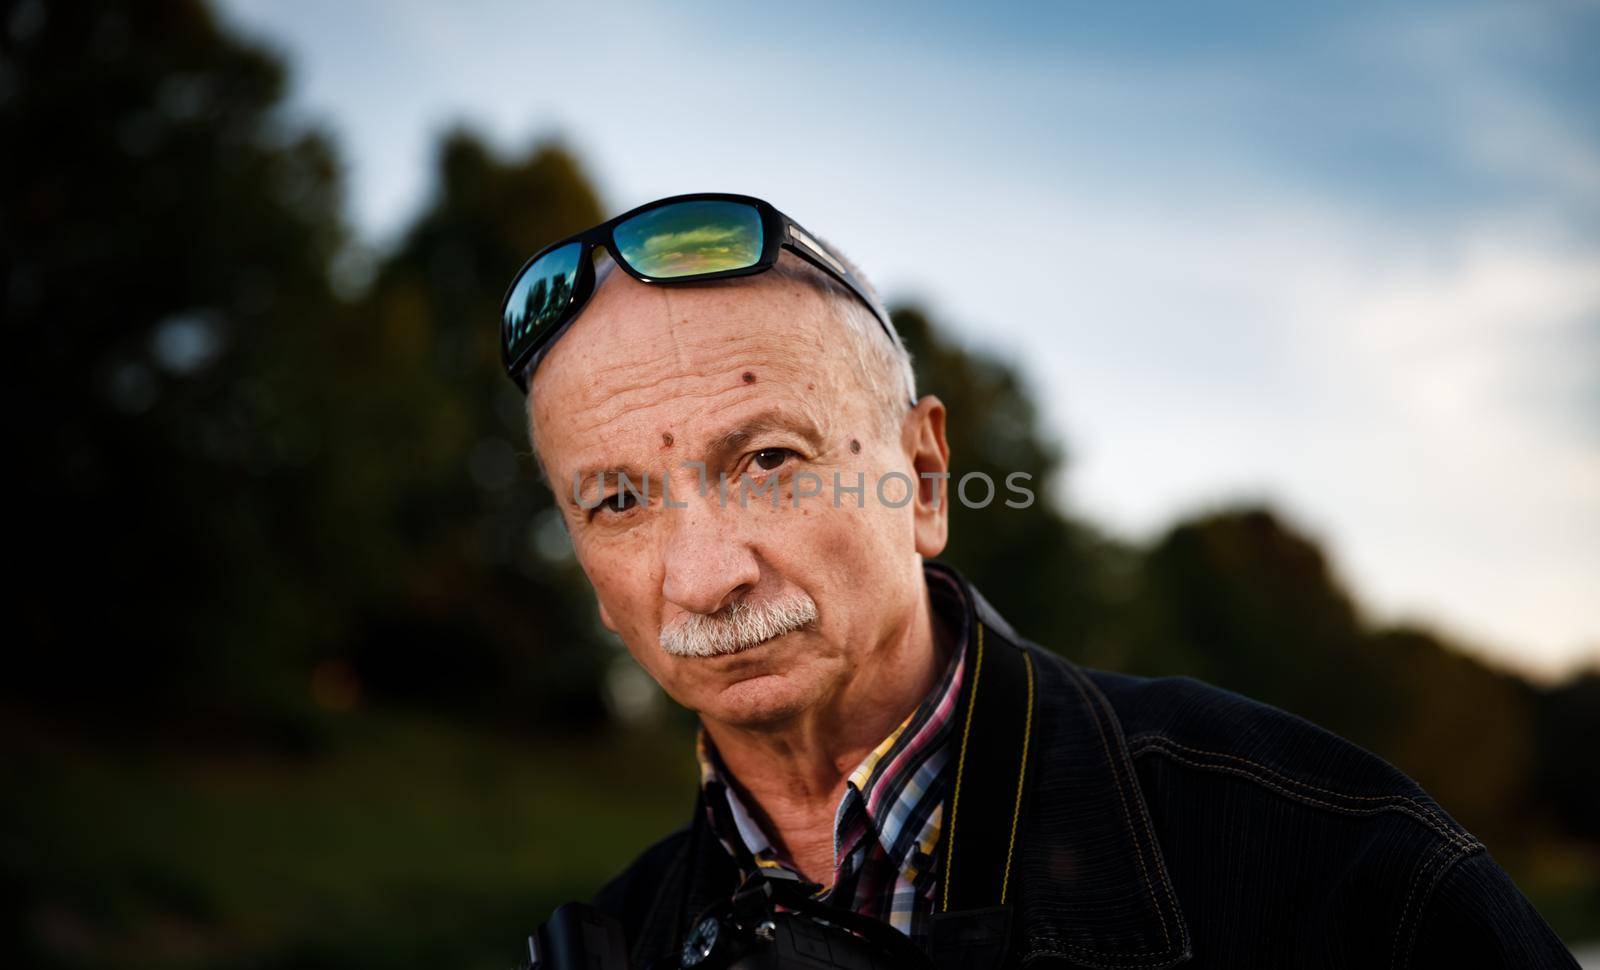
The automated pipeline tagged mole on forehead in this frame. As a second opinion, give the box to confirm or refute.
[594,404,825,466]
[575,352,822,431]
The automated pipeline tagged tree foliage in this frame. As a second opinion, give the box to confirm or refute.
[6,0,348,727]
[893,307,1132,659]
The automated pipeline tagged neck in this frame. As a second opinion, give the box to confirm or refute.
[700,578,956,883]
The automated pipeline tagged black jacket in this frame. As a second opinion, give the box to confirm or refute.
[593,564,1577,968]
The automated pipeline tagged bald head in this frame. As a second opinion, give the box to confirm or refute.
[525,250,915,477]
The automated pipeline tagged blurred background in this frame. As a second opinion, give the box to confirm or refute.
[3,0,1597,966]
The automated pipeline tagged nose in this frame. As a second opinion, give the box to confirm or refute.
[660,499,760,617]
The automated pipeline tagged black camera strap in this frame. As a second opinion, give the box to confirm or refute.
[927,622,1039,970]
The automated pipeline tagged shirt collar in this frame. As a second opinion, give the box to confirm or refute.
[694,566,971,878]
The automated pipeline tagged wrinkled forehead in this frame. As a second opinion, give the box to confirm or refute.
[526,261,864,479]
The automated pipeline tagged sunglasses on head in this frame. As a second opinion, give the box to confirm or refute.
[498,193,908,396]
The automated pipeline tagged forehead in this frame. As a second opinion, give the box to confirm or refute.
[528,265,864,476]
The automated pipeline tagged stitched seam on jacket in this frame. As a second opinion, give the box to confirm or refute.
[1129,735,1477,853]
[1396,841,1480,970]
[1063,663,1176,953]
[1023,940,1183,967]
[1127,733,1467,836]
[1389,837,1454,970]
[1131,741,1475,853]
[1081,674,1192,949]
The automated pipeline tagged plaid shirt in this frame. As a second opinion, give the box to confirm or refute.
[695,572,970,945]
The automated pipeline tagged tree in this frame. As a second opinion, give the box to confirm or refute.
[5,0,350,728]
[892,307,1130,659]
[1111,507,1393,744]
[333,131,613,722]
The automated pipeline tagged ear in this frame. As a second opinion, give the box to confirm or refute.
[901,395,951,558]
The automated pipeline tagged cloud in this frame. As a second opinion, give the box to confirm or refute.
[213,0,1600,676]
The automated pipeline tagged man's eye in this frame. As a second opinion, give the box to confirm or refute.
[597,490,641,515]
[751,448,796,472]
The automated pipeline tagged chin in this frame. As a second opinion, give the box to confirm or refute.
[703,672,817,728]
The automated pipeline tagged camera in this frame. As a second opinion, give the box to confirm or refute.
[525,870,933,969]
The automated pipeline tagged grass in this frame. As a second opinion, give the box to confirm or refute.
[3,709,698,969]
[5,706,1596,966]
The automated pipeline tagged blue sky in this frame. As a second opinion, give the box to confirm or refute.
[217,0,1599,678]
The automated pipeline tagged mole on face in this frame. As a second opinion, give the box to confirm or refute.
[742,371,756,384]
[662,432,674,448]
[850,438,861,454]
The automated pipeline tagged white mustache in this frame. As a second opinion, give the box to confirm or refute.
[659,592,819,658]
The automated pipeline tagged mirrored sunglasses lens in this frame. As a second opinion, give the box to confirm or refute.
[503,242,582,362]
[613,200,764,278]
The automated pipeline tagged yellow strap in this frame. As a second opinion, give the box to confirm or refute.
[939,624,1037,911]
[941,624,984,911]
[1000,653,1035,905]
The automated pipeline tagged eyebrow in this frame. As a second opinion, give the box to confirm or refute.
[704,408,826,469]
[565,409,826,509]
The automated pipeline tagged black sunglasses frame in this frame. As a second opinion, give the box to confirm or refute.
[498,192,908,398]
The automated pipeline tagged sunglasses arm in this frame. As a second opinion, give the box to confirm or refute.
[781,220,917,407]
[783,222,902,337]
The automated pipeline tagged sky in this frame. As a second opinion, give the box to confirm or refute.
[215,0,1599,680]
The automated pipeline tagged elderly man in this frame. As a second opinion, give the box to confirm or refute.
[501,195,1575,969]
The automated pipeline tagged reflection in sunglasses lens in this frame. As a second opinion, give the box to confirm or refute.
[614,201,763,278]
[503,242,582,362]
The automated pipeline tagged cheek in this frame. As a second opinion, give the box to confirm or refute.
[757,484,914,609]
[576,532,662,637]
[579,540,694,698]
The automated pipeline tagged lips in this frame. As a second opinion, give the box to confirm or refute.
[705,627,793,659]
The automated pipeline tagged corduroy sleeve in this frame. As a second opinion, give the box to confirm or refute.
[1408,848,1581,969]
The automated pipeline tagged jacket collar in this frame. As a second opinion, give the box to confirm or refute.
[671,561,1190,969]
[944,562,1191,968]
